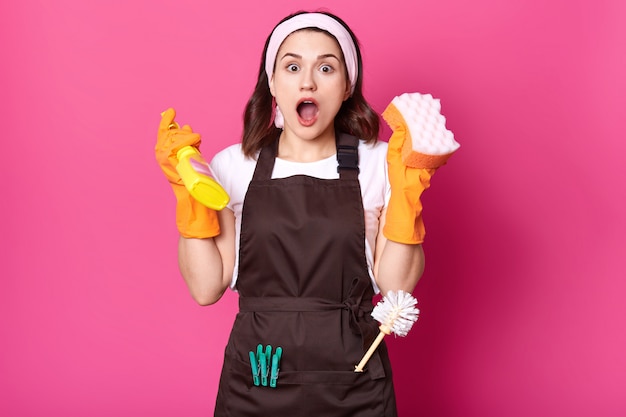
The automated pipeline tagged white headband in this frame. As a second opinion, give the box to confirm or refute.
[265,13,359,128]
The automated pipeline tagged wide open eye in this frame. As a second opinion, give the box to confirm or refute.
[319,64,334,73]
[287,63,300,72]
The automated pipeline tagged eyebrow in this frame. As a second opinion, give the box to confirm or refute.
[279,52,342,61]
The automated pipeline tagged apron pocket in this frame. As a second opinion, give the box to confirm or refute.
[223,354,386,417]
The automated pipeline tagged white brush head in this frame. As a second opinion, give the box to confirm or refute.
[371,290,419,337]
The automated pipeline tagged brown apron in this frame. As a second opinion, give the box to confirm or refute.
[214,133,397,417]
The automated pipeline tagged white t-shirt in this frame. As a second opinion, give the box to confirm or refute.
[210,139,391,292]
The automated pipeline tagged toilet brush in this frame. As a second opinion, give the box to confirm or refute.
[355,290,419,372]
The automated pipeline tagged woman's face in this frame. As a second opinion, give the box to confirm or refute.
[270,29,351,142]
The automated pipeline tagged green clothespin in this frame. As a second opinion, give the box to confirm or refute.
[249,351,260,386]
[270,347,282,388]
[260,351,268,386]
[263,345,273,386]
[256,344,263,363]
[265,345,272,364]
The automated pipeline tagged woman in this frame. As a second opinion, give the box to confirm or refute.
[156,10,429,416]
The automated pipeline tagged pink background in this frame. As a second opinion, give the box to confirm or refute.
[1,0,625,416]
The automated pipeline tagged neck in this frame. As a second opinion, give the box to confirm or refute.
[277,129,337,163]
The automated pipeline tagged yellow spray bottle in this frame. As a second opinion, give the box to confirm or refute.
[176,146,229,211]
[167,119,230,211]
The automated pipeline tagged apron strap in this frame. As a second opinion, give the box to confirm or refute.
[251,135,279,181]
[336,133,360,180]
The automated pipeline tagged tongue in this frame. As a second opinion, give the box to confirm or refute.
[298,103,318,121]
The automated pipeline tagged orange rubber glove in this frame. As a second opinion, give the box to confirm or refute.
[383,117,436,245]
[155,108,220,238]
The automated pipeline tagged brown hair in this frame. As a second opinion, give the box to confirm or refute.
[241,11,380,158]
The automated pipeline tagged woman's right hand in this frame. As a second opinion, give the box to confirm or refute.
[155,108,221,239]
[155,108,201,185]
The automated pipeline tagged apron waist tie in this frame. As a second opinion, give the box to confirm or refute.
[240,296,352,312]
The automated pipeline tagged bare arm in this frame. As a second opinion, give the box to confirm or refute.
[177,208,237,305]
[373,207,425,295]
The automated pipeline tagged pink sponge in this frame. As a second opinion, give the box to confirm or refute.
[382,92,460,169]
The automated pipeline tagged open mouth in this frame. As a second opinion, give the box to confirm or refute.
[296,100,319,126]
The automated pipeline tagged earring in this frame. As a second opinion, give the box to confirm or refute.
[270,97,284,129]
[274,106,284,129]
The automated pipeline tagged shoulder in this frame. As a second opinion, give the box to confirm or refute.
[358,139,388,170]
[210,144,257,185]
[358,138,387,154]
[211,143,248,165]
[211,144,258,173]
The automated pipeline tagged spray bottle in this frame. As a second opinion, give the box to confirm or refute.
[168,120,230,211]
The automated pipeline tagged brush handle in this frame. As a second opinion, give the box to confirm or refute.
[354,329,387,372]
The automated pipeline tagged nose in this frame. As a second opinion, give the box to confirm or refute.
[300,68,316,91]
